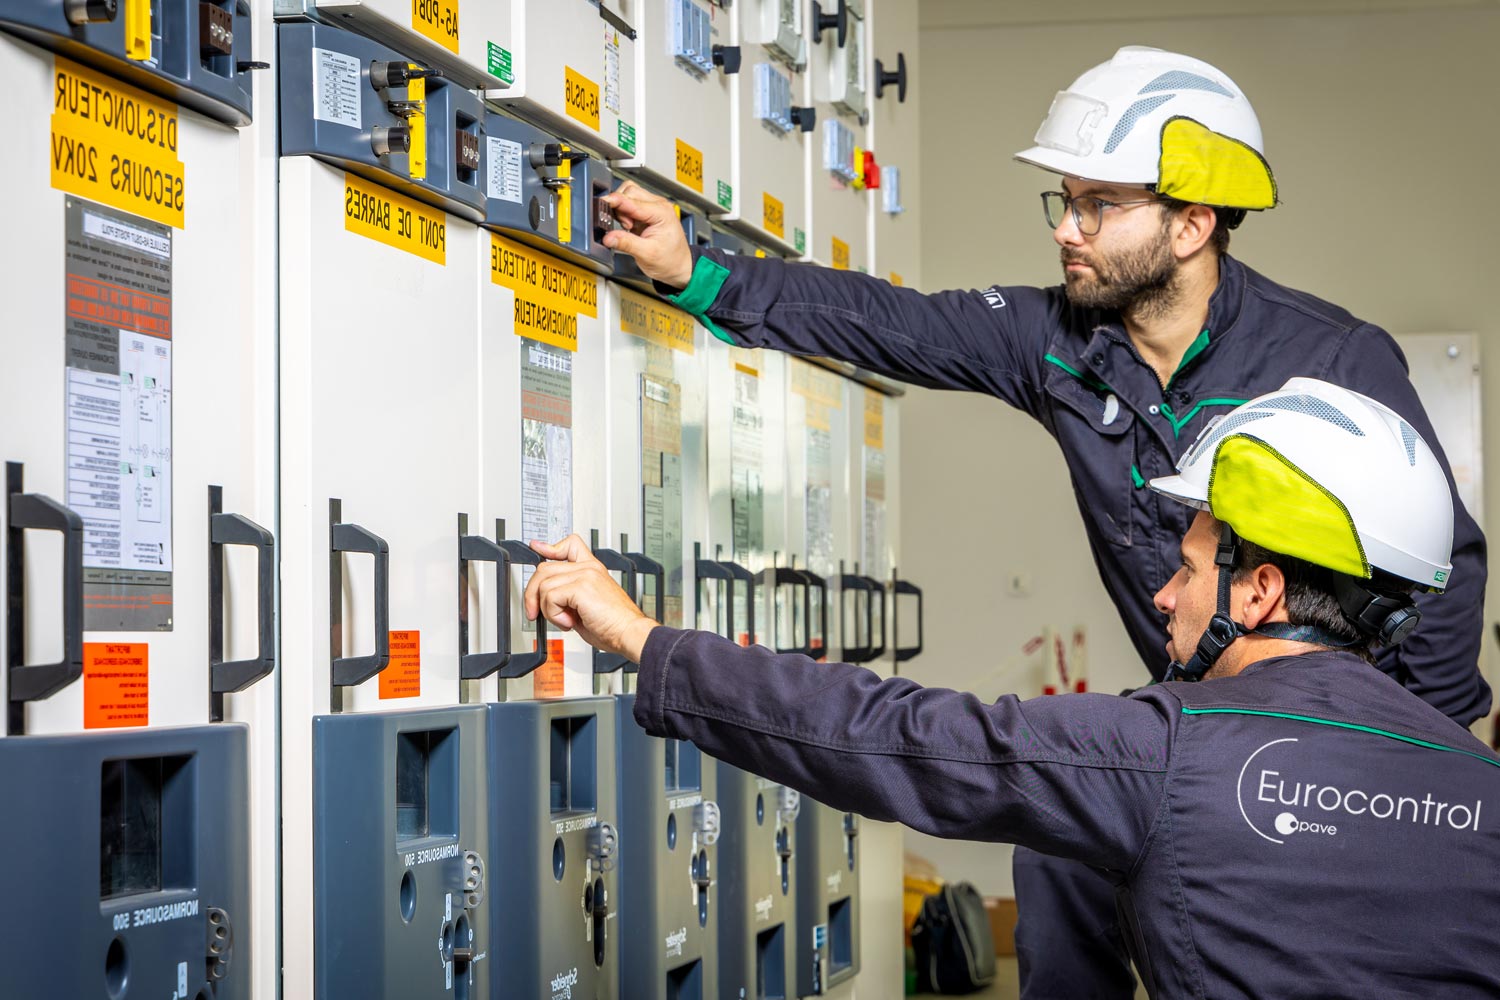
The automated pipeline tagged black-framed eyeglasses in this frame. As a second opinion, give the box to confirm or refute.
[1041,190,1165,236]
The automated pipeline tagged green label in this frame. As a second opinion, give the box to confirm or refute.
[618,121,637,155]
[794,228,806,254]
[487,42,514,85]
[716,180,733,211]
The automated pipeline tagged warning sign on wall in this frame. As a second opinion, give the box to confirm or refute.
[84,642,149,729]
[532,639,567,699]
[379,630,421,699]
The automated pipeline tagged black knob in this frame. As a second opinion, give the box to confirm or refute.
[370,60,437,91]
[531,143,563,168]
[371,125,411,157]
[812,0,847,47]
[64,0,116,25]
[875,52,907,103]
[790,105,816,133]
[712,44,742,75]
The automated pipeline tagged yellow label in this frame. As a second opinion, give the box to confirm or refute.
[513,295,578,352]
[564,66,601,131]
[489,234,599,318]
[890,273,904,287]
[675,138,704,194]
[619,287,696,354]
[50,57,185,229]
[805,399,833,433]
[864,389,885,448]
[557,148,572,245]
[790,358,844,407]
[411,0,460,53]
[124,0,151,61]
[851,145,866,190]
[407,71,427,181]
[831,237,850,271]
[343,172,447,264]
[762,192,785,239]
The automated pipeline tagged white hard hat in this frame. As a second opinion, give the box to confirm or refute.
[1150,378,1454,591]
[1015,46,1277,212]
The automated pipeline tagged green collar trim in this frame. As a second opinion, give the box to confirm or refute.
[1130,464,1145,489]
[668,255,736,345]
[1181,707,1500,769]
[1166,328,1211,389]
[1158,397,1248,438]
[1043,353,1113,393]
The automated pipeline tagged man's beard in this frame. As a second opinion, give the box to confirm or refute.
[1061,222,1179,317]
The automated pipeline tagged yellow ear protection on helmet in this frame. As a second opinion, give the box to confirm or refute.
[1155,116,1278,215]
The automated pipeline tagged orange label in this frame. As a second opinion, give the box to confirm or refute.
[564,66,601,131]
[675,138,704,193]
[763,192,785,239]
[379,630,421,699]
[84,642,149,729]
[532,639,567,699]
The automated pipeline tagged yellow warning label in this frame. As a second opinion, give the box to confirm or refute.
[805,399,833,432]
[763,192,785,239]
[619,286,696,354]
[564,66,601,131]
[890,272,904,287]
[675,138,705,194]
[407,72,427,181]
[864,388,885,448]
[411,0,460,53]
[831,237,850,271]
[344,172,447,264]
[790,358,844,407]
[489,234,599,318]
[514,294,579,352]
[50,57,185,229]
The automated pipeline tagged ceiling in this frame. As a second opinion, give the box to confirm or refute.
[919,0,1499,29]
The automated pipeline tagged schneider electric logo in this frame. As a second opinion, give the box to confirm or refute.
[665,926,688,958]
[549,967,579,1000]
[1237,737,1484,845]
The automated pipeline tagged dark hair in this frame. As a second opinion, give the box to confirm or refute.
[1159,198,1242,255]
[1231,538,1375,662]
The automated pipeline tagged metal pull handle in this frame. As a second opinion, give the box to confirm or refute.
[862,575,887,660]
[597,1,637,40]
[875,52,907,103]
[497,523,549,679]
[209,486,276,721]
[591,530,637,675]
[838,563,875,663]
[623,550,666,677]
[801,569,829,660]
[812,0,848,47]
[6,462,84,733]
[892,566,924,665]
[330,515,390,688]
[459,521,509,681]
[768,566,811,656]
[719,559,756,646]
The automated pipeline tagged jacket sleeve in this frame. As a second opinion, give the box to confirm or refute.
[633,626,1170,873]
[1324,324,1492,726]
[664,248,1062,421]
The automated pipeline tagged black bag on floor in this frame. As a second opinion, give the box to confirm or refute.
[912,881,997,994]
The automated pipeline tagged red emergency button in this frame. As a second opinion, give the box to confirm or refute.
[862,150,880,189]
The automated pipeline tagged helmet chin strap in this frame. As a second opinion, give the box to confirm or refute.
[1164,523,1360,682]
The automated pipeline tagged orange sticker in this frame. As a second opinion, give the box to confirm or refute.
[532,639,567,699]
[84,642,149,729]
[379,630,421,699]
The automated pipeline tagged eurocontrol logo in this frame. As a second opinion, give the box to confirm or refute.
[1237,737,1484,845]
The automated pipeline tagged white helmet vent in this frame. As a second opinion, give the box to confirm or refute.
[1138,70,1233,98]
[1104,95,1175,153]
[1400,421,1420,466]
[1252,394,1365,436]
[1183,409,1273,467]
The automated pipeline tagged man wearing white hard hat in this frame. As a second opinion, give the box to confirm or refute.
[599,47,1489,996]
[523,379,1500,1000]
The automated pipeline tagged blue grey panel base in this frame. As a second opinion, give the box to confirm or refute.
[616,692,721,1000]
[717,763,799,1000]
[794,802,860,996]
[486,697,619,1000]
[0,724,250,999]
[314,706,490,999]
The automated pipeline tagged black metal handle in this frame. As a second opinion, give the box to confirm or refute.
[892,566,923,664]
[790,105,817,133]
[6,462,85,732]
[720,559,756,645]
[694,543,756,644]
[459,522,510,681]
[497,529,550,679]
[801,569,829,659]
[838,564,875,663]
[812,0,847,47]
[591,530,637,675]
[597,1,638,40]
[623,550,666,677]
[209,486,276,721]
[875,52,907,103]
[862,575,887,660]
[767,566,811,656]
[712,44,742,75]
[330,519,390,688]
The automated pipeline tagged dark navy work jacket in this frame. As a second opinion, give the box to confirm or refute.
[671,249,1491,725]
[635,628,1500,999]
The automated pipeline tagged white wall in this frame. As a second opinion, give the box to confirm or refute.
[903,4,1500,895]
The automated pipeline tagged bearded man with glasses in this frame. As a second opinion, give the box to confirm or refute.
[597,45,1489,999]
